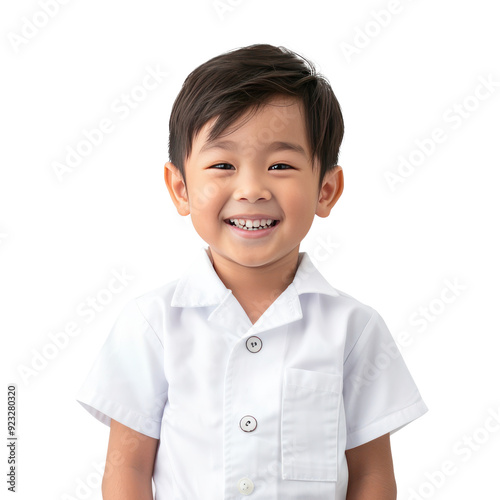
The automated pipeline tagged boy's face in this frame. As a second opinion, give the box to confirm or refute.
[164,95,343,269]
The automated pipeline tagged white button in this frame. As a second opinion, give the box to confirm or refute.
[246,336,262,353]
[237,477,254,495]
[239,415,257,432]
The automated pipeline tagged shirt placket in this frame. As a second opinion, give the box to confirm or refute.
[208,286,302,499]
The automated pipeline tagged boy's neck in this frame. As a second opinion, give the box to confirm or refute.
[207,247,300,325]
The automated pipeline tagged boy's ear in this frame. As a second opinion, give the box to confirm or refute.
[316,165,344,218]
[164,162,190,216]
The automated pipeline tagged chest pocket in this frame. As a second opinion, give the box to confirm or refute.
[281,368,342,482]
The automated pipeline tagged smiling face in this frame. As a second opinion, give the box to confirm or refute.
[164,95,343,271]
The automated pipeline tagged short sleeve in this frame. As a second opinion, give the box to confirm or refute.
[343,309,428,450]
[76,299,168,439]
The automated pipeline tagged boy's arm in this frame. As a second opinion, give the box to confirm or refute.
[102,418,159,500]
[345,433,397,500]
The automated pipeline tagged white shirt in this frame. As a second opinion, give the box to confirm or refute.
[76,246,428,499]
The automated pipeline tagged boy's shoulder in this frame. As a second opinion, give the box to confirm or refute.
[308,282,380,330]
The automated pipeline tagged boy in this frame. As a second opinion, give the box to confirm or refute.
[76,43,428,499]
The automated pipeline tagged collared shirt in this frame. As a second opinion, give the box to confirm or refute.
[76,246,428,499]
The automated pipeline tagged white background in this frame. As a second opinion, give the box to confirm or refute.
[1,0,499,498]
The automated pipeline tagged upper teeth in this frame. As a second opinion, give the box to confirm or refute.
[229,218,275,228]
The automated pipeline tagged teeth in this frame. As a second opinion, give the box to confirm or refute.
[229,218,277,230]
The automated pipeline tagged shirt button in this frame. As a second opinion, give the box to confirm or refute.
[246,336,262,353]
[239,415,257,432]
[237,477,254,495]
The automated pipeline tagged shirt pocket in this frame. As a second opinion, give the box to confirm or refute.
[281,367,342,482]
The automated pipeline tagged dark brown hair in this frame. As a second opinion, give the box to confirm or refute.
[168,43,344,191]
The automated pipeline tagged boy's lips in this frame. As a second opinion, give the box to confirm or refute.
[224,217,280,238]
[223,215,281,230]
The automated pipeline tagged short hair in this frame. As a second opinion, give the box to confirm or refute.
[168,43,344,191]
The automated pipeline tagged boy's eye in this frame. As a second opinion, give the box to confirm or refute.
[269,164,293,170]
[209,163,293,170]
[209,163,234,170]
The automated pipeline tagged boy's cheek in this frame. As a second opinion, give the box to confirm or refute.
[187,179,232,213]
[188,187,219,213]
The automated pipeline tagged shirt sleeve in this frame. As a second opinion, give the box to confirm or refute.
[343,308,428,450]
[76,298,168,439]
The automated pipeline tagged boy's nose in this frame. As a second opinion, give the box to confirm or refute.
[232,171,272,203]
[233,167,271,203]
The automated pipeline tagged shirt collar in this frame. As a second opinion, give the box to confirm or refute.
[170,246,339,309]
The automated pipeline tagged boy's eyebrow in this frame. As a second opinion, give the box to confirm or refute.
[199,139,307,157]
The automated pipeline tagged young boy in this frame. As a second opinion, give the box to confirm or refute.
[76,43,428,499]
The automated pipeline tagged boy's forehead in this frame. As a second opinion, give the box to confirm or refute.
[193,96,309,156]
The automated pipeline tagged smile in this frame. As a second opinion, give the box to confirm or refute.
[225,218,279,230]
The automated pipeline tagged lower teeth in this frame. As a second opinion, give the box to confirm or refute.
[231,222,274,230]
[239,226,269,230]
